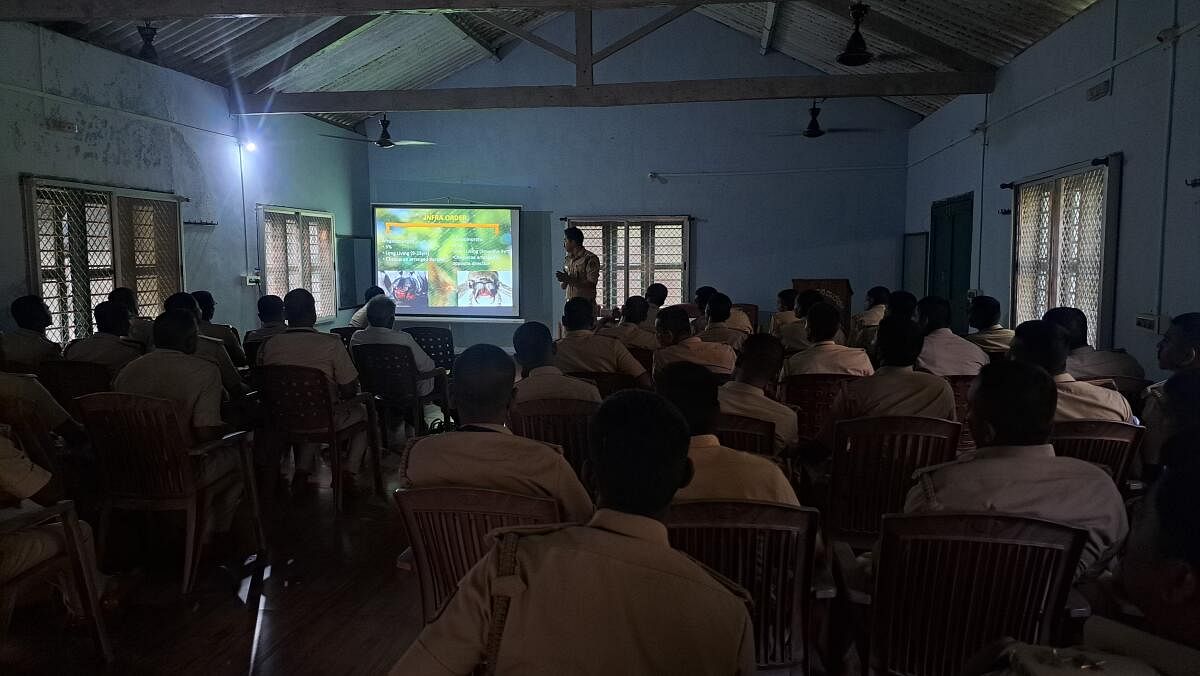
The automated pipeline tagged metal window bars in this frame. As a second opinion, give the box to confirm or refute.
[261,207,337,322]
[566,217,690,311]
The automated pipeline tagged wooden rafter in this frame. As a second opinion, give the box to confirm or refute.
[237,16,378,94]
[473,11,575,62]
[759,2,779,56]
[591,4,696,64]
[443,13,502,62]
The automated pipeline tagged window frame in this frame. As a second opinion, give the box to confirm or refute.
[563,215,691,311]
[258,204,339,324]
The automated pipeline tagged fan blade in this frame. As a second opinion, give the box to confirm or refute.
[766,131,809,137]
[824,127,883,134]
[319,134,372,143]
[390,140,436,146]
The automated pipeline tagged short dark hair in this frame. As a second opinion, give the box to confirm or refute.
[694,286,718,310]
[1043,307,1088,349]
[655,305,692,338]
[876,316,925,367]
[777,289,797,311]
[969,295,1002,328]
[888,290,918,320]
[512,321,554,368]
[562,297,595,331]
[283,288,316,323]
[108,287,137,313]
[257,295,284,321]
[973,360,1057,444]
[1010,320,1070,375]
[153,309,198,352]
[645,283,668,306]
[807,302,841,342]
[795,289,825,317]
[364,285,385,302]
[655,361,719,436]
[191,290,216,320]
[917,296,952,331]
[163,291,200,317]
[365,296,396,327]
[621,296,650,325]
[706,293,732,323]
[590,390,692,516]
[737,334,784,380]
[451,344,516,419]
[93,301,129,335]
[563,226,584,245]
[10,295,47,329]
[866,286,891,306]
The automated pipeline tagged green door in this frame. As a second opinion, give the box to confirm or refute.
[928,193,974,334]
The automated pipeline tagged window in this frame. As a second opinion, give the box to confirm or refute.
[23,178,182,344]
[565,217,690,310]
[1011,158,1120,347]
[261,207,337,321]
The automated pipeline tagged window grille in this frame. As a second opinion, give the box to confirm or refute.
[565,217,690,311]
[261,207,337,322]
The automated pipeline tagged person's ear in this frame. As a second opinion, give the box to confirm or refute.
[1162,561,1199,606]
[679,457,695,490]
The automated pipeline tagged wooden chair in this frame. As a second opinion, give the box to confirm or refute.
[566,371,638,398]
[839,512,1086,676]
[76,393,264,594]
[1050,420,1144,487]
[829,417,961,550]
[394,487,560,623]
[255,365,384,514]
[716,413,775,456]
[37,360,112,421]
[352,344,444,442]
[667,501,820,673]
[509,398,599,481]
[0,500,112,662]
[944,374,977,452]
[403,327,456,372]
[628,346,655,373]
[779,374,859,442]
[732,303,759,332]
[329,327,357,349]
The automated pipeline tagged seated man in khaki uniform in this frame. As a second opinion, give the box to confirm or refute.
[555,298,650,389]
[391,389,755,676]
[242,295,288,353]
[905,360,1127,578]
[596,296,659,351]
[164,293,247,400]
[1139,312,1200,477]
[769,289,799,337]
[1044,306,1145,380]
[654,305,737,376]
[964,295,1016,354]
[718,334,799,456]
[63,300,143,376]
[849,286,889,350]
[350,296,442,429]
[1010,320,1132,423]
[108,287,154,349]
[512,322,601,405]
[0,372,86,445]
[401,344,593,523]
[697,293,749,352]
[192,290,247,367]
[916,296,988,376]
[638,283,668,332]
[779,290,846,352]
[260,289,369,493]
[658,362,799,506]
[2,295,60,370]
[691,286,753,335]
[348,286,385,329]
[783,302,874,377]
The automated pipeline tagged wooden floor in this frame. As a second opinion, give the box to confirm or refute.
[2,456,424,676]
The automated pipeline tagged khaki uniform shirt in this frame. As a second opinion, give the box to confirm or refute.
[821,366,956,447]
[674,435,799,506]
[349,305,370,329]
[243,320,287,347]
[778,319,846,352]
[783,341,874,377]
[0,433,52,503]
[1053,373,1133,423]
[514,366,602,404]
[562,248,601,301]
[638,304,660,332]
[350,326,436,396]
[392,509,755,676]
[1138,381,1170,468]
[115,349,224,442]
[554,331,645,378]
[654,337,736,375]
[63,333,143,375]
[0,329,60,369]
[0,373,74,430]
[1067,345,1146,380]
[965,325,1015,353]
[769,310,798,337]
[988,617,1200,676]
[849,304,886,346]
[718,381,799,455]
[194,335,244,397]
[695,309,753,336]
[698,322,749,352]
[200,320,246,366]
[595,323,659,351]
[401,424,593,523]
[916,328,989,376]
[905,444,1128,576]
[260,327,358,386]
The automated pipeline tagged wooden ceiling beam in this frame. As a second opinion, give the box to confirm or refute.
[443,13,502,62]
[472,11,576,62]
[591,4,696,65]
[237,16,379,94]
[759,2,779,56]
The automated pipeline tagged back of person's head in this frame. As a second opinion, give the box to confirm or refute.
[917,296,952,332]
[807,302,841,342]
[736,334,784,383]
[621,296,650,325]
[795,289,826,317]
[969,360,1057,447]
[876,316,925,367]
[590,390,692,516]
[1161,313,1200,371]
[108,287,138,314]
[191,290,216,320]
[655,361,719,436]
[365,296,396,328]
[777,288,797,312]
[364,285,385,303]
[706,293,732,323]
[257,295,285,322]
[163,291,201,319]
[512,321,554,368]
[451,344,516,421]
[645,283,668,306]
[655,305,692,341]
[1043,307,1089,349]
[694,286,717,310]
[283,288,317,326]
[93,300,130,336]
[563,226,584,246]
[887,290,918,320]
[10,295,50,331]
[1010,320,1070,375]
[866,286,891,307]
[153,309,199,353]
[968,295,1002,330]
[562,297,595,331]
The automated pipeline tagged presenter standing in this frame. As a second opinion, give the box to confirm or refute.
[556,227,600,307]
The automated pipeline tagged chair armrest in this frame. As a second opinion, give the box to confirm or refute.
[417,367,446,381]
[190,430,250,456]
[0,500,74,536]
[812,554,838,600]
[1066,587,1092,620]
[832,540,872,606]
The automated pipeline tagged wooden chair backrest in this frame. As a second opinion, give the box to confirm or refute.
[667,501,819,671]
[77,393,196,499]
[38,360,112,420]
[565,371,637,398]
[829,417,960,547]
[1050,420,1144,486]
[732,303,759,332]
[256,365,338,435]
[716,413,776,456]
[509,398,600,479]
[779,374,858,441]
[329,327,357,349]
[944,374,977,451]
[403,327,456,372]
[394,487,560,623]
[627,347,654,373]
[352,344,420,402]
[871,512,1086,676]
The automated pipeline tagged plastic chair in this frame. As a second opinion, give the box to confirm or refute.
[565,371,638,398]
[829,416,961,550]
[667,501,820,672]
[627,346,655,374]
[0,395,59,477]
[394,487,560,623]
[37,360,112,421]
[732,303,759,332]
[944,375,977,452]
[403,327,456,372]
[76,393,264,594]
[509,398,599,481]
[352,343,443,442]
[1050,420,1144,487]
[329,327,357,349]
[779,374,859,442]
[715,413,776,456]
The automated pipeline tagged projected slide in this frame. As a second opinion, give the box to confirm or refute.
[373,205,520,318]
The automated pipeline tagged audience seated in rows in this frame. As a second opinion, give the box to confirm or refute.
[964,295,1015,353]
[657,361,798,506]
[192,290,246,367]
[886,290,918,322]
[555,298,650,388]
[242,294,287,351]
[638,283,667,332]
[1009,320,1132,423]
[696,292,748,352]
[2,295,60,369]
[349,285,385,329]
[107,287,153,349]
[350,296,437,399]
[778,290,827,352]
[653,305,736,376]
[769,288,799,337]
[163,292,246,399]
[915,295,989,376]
[0,369,86,445]
[904,360,1126,577]
[596,295,659,351]
[717,334,799,455]
[512,322,601,404]
[62,300,143,377]
[849,285,889,350]
[399,344,592,523]
[691,286,752,335]
[1044,306,1145,380]
[391,389,754,675]
[1140,313,1200,474]
[782,302,873,377]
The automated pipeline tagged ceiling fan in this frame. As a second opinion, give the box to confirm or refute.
[320,114,435,149]
[837,2,874,66]
[768,100,880,138]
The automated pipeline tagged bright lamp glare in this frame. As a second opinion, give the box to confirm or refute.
[243,141,257,152]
